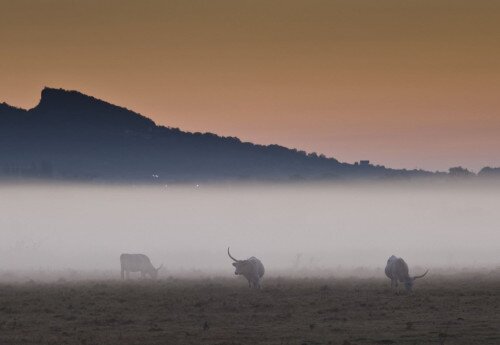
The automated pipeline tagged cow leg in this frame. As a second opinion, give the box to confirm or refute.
[391,279,399,294]
[121,268,125,280]
[126,271,130,280]
[141,271,145,279]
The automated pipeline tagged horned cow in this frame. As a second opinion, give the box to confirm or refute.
[385,255,428,292]
[227,247,265,289]
[120,253,163,280]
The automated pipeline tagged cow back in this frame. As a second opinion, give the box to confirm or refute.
[120,253,153,272]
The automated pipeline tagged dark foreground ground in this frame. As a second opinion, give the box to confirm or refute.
[0,275,499,345]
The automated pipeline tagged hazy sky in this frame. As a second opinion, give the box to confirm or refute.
[1,0,499,171]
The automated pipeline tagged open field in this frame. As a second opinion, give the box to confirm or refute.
[0,274,499,345]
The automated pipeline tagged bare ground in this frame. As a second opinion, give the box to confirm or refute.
[0,275,499,345]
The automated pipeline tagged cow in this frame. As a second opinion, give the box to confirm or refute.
[227,247,265,289]
[385,255,428,292]
[120,253,163,280]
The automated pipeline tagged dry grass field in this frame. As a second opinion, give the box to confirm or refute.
[0,274,499,345]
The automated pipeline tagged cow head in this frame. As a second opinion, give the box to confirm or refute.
[404,279,414,291]
[405,269,429,291]
[228,247,248,275]
[232,260,252,275]
[150,264,164,279]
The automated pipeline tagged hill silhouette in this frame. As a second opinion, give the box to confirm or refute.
[0,88,433,182]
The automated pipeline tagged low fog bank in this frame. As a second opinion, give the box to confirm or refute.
[0,182,499,281]
[1,267,500,284]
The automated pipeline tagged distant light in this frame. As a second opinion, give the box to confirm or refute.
[196,184,200,188]
[152,174,159,178]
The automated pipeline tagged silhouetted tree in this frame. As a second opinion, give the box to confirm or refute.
[448,166,474,177]
[478,167,500,177]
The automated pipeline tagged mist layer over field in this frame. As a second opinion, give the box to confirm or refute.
[0,182,499,279]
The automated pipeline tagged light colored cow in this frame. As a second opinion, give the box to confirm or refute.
[120,253,163,280]
[385,255,428,292]
[227,247,265,289]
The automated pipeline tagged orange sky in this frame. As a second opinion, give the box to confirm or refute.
[1,0,499,171]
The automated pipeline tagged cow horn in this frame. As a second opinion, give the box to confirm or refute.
[156,264,164,271]
[227,247,239,262]
[413,269,429,280]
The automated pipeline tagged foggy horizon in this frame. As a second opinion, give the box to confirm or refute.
[2,182,499,282]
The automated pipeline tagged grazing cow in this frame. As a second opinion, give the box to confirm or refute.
[385,255,428,292]
[120,253,163,280]
[227,247,265,289]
